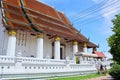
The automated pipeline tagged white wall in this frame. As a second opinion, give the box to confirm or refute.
[65,42,73,60]
[16,31,37,57]
[16,32,53,58]
[43,34,52,59]
[0,8,8,55]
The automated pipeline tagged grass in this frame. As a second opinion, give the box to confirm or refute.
[11,73,104,80]
[49,74,103,80]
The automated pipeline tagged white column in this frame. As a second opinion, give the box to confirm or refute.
[79,56,83,64]
[83,42,87,53]
[6,30,17,57]
[36,33,43,59]
[73,41,78,60]
[73,41,78,54]
[54,36,60,60]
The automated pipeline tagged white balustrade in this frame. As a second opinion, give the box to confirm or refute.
[81,61,91,64]
[0,56,15,63]
[0,55,112,77]
[21,57,47,64]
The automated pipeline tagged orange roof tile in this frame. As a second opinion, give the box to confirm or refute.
[57,11,71,25]
[6,10,28,23]
[26,9,65,25]
[2,0,33,31]
[4,3,23,14]
[7,20,33,31]
[30,16,75,37]
[3,0,21,7]
[22,0,60,19]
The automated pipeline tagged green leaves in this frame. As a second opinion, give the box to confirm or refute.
[107,14,120,64]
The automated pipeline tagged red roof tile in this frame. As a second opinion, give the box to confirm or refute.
[94,51,105,58]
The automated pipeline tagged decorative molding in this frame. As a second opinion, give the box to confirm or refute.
[55,36,60,41]
[37,33,44,38]
[8,30,17,36]
[73,41,78,45]
[83,42,87,47]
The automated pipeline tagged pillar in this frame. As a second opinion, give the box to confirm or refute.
[79,56,83,63]
[36,33,43,59]
[73,41,78,60]
[6,30,17,57]
[83,42,87,53]
[54,36,60,60]
[73,41,78,54]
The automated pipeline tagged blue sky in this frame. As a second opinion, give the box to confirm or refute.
[39,0,120,58]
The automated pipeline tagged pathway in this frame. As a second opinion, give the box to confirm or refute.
[88,75,113,80]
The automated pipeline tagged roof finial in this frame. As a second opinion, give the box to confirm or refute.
[97,44,99,48]
[79,29,81,33]
[88,37,90,41]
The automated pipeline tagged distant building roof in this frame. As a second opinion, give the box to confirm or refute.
[94,51,105,58]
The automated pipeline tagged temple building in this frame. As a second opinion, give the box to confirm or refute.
[0,0,110,79]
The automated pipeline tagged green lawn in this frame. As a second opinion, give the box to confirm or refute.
[49,74,102,80]
[12,74,103,80]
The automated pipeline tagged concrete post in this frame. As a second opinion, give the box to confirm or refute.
[54,36,60,60]
[6,30,17,57]
[36,33,44,59]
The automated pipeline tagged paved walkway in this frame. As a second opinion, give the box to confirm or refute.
[88,75,113,80]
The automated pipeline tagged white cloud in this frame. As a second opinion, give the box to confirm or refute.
[101,0,119,18]
[99,0,120,36]
[105,52,113,59]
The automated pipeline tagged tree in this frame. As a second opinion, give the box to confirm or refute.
[108,14,120,64]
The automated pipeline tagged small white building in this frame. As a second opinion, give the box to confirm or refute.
[0,0,110,79]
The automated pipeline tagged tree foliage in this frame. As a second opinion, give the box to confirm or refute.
[107,14,120,64]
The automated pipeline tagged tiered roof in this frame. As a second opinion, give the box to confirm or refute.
[1,0,34,31]
[1,0,97,48]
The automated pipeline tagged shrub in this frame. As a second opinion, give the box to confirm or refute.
[76,57,79,64]
[109,64,120,79]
